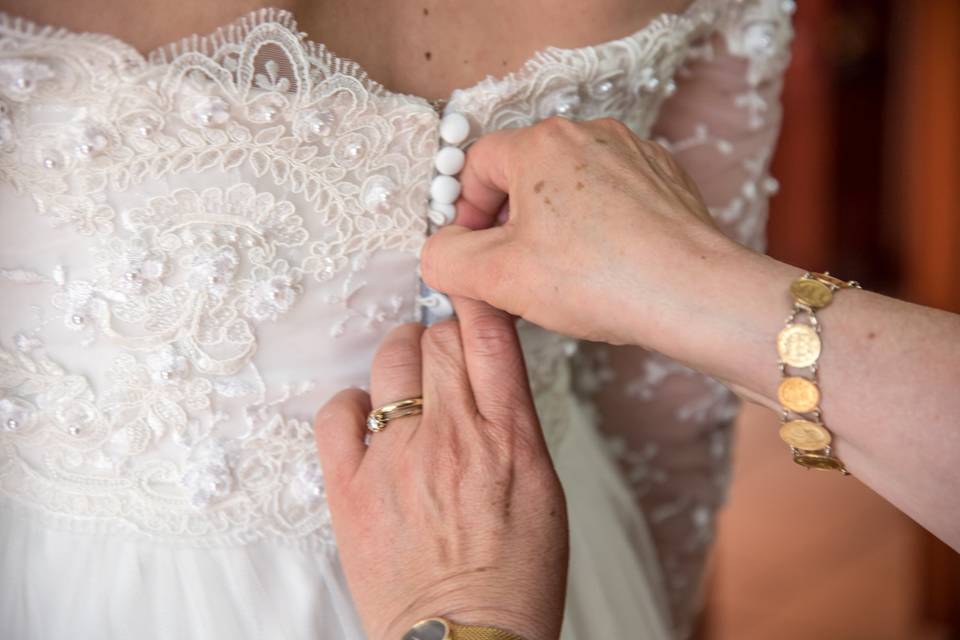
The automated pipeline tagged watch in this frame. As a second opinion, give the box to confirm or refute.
[401,617,527,640]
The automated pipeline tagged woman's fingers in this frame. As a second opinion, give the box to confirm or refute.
[455,128,517,230]
[314,388,372,488]
[420,319,476,428]
[451,296,539,434]
[368,323,426,449]
[420,224,512,305]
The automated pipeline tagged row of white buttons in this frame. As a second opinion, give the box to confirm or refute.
[428,112,469,226]
[420,112,471,320]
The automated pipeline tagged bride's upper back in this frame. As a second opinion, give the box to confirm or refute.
[0,0,690,100]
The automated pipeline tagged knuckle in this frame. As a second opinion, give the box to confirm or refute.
[595,116,630,136]
[373,324,423,373]
[419,236,440,286]
[467,312,518,358]
[534,116,579,144]
[472,239,517,305]
[314,389,362,429]
[422,319,462,355]
[641,138,672,162]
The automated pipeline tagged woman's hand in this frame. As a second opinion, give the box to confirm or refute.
[314,297,568,640]
[419,117,960,551]
[420,116,755,347]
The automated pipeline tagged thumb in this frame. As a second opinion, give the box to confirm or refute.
[420,224,517,310]
[454,127,520,230]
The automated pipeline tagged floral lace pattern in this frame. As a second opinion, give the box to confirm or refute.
[0,1,792,632]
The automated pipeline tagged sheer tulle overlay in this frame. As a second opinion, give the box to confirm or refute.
[0,2,792,638]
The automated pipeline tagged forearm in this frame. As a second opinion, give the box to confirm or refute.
[635,244,960,549]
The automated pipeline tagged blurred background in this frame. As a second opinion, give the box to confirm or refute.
[699,1,960,638]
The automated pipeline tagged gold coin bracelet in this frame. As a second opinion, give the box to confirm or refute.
[775,272,860,474]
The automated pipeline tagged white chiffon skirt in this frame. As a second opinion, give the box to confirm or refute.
[0,396,672,640]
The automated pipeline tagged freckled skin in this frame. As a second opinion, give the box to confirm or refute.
[533,180,545,193]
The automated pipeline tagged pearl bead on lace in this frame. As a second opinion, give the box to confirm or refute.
[743,23,777,57]
[362,176,398,214]
[552,98,579,117]
[191,96,231,128]
[0,398,30,432]
[593,79,615,98]
[0,58,56,99]
[298,109,335,140]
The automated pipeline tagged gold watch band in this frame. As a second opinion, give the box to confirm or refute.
[403,617,528,640]
[448,621,527,640]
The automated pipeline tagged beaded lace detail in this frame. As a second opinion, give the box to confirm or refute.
[0,1,792,631]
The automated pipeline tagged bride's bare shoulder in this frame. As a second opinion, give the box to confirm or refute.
[0,0,280,53]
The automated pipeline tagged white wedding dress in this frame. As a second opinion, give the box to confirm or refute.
[0,2,793,638]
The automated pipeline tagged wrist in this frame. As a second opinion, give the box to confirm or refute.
[381,587,559,640]
[624,238,803,402]
[385,608,550,640]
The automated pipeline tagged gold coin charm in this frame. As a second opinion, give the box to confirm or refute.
[777,323,822,368]
[793,452,846,472]
[779,419,832,451]
[777,377,821,413]
[812,272,854,289]
[790,278,833,308]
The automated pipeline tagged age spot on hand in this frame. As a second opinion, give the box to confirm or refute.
[534,180,545,193]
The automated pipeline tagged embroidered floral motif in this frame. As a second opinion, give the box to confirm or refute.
[0,8,793,627]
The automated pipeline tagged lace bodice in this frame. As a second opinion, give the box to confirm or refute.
[0,2,792,634]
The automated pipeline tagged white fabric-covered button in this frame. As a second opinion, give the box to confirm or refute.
[419,290,454,319]
[434,146,465,175]
[428,200,456,225]
[430,174,461,204]
[439,113,470,145]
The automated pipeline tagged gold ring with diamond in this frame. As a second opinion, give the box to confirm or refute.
[366,398,424,433]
